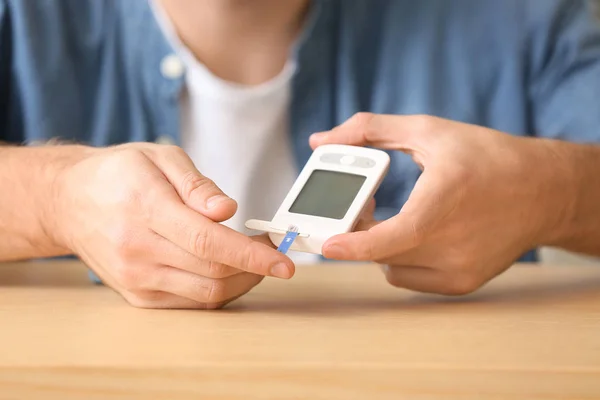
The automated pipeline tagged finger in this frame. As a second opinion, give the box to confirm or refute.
[139,264,264,305]
[144,146,238,222]
[310,113,436,153]
[358,197,376,224]
[322,171,456,261]
[377,242,447,268]
[150,199,295,278]
[76,252,211,309]
[382,265,481,296]
[354,217,377,232]
[150,233,276,279]
[149,233,243,278]
[353,199,377,232]
[250,233,281,249]
[334,230,451,268]
[122,290,218,310]
[380,265,453,294]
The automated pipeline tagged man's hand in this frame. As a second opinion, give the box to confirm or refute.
[52,143,295,309]
[310,113,571,295]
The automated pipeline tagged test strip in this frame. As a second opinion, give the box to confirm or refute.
[277,225,299,254]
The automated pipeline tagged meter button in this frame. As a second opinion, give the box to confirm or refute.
[340,155,356,165]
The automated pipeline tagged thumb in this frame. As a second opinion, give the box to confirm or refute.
[145,147,237,222]
[322,171,454,261]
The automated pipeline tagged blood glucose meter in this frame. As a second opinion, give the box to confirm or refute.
[245,144,390,254]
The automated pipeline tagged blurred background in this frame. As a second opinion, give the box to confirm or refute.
[541,248,600,266]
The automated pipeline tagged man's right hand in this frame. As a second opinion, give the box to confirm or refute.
[51,143,295,309]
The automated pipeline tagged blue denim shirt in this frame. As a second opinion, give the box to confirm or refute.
[1,0,600,261]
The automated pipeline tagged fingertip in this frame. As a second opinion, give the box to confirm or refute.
[309,132,328,149]
[323,231,377,261]
[269,259,296,279]
[203,196,238,222]
[322,237,353,260]
[205,194,234,210]
[285,261,296,279]
[251,236,296,279]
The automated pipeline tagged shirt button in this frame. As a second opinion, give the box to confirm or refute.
[156,135,175,145]
[160,54,184,79]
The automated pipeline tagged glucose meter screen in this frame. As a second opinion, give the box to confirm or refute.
[289,170,366,220]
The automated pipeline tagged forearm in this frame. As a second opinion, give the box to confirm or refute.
[540,141,600,257]
[0,145,88,261]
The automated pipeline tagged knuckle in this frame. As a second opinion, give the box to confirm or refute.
[446,273,481,296]
[358,240,376,261]
[350,112,376,137]
[240,240,263,271]
[219,237,260,272]
[190,227,212,257]
[109,149,152,175]
[180,171,215,203]
[411,114,435,132]
[351,112,375,125]
[113,262,141,290]
[205,280,227,303]
[123,290,161,309]
[205,261,230,279]
[383,267,403,288]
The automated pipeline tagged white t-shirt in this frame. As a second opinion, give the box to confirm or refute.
[151,1,317,263]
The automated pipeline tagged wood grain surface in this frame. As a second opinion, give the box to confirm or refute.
[1,261,600,399]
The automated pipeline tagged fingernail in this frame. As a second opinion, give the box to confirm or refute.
[206,195,229,209]
[270,262,291,279]
[324,244,346,259]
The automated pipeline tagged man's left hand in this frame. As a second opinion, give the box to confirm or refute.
[310,113,571,295]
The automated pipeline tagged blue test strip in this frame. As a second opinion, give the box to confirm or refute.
[277,225,299,254]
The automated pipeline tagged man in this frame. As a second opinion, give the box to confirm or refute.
[0,0,599,309]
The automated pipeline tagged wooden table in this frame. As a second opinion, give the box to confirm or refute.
[1,261,600,399]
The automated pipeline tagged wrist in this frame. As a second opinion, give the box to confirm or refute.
[527,138,579,248]
[39,145,98,252]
